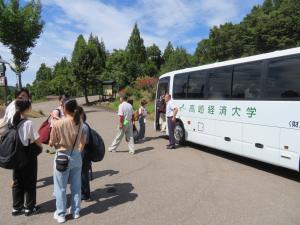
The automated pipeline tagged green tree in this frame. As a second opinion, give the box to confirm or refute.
[87,34,107,94]
[126,23,146,64]
[125,23,146,84]
[160,47,194,74]
[51,57,78,96]
[0,0,44,88]
[194,0,300,64]
[146,44,162,74]
[71,34,91,104]
[35,63,52,81]
[102,49,128,87]
[162,41,174,63]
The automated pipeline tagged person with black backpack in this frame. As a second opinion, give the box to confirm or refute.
[77,106,92,201]
[11,100,43,216]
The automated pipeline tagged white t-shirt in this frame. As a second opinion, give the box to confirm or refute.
[18,120,39,146]
[166,100,177,117]
[118,102,133,122]
[139,106,147,117]
[3,100,16,124]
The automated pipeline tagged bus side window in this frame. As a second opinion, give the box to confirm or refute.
[208,67,232,99]
[173,73,188,99]
[232,61,262,99]
[265,55,300,99]
[187,71,206,99]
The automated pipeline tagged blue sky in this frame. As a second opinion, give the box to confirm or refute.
[0,0,264,86]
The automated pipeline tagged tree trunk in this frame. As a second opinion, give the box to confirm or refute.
[84,86,89,105]
[17,72,22,89]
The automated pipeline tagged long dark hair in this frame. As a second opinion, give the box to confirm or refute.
[64,99,81,125]
[13,100,31,126]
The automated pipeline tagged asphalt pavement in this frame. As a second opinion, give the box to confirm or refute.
[0,97,300,225]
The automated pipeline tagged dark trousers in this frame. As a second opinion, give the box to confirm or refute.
[81,151,91,199]
[12,154,38,210]
[138,116,145,139]
[167,117,176,146]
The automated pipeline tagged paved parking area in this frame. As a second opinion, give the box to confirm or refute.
[0,98,300,225]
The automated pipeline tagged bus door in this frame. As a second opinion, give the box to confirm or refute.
[155,77,170,131]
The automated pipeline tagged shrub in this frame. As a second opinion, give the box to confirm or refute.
[134,76,158,91]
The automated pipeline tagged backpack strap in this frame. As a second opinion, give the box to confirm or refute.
[70,123,81,156]
[16,119,27,130]
[84,122,93,144]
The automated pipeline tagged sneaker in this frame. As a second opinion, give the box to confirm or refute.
[81,196,93,202]
[73,213,80,219]
[24,206,40,216]
[167,145,176,149]
[129,151,135,155]
[54,212,66,223]
[12,208,24,216]
[108,147,116,153]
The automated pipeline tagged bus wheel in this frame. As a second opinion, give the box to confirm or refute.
[174,121,185,145]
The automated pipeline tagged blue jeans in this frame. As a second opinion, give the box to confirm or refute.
[138,116,145,139]
[81,149,91,199]
[53,150,82,217]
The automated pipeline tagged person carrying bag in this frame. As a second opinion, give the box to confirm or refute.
[49,99,84,224]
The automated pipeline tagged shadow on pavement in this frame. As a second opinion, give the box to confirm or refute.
[135,147,154,154]
[80,183,138,216]
[185,142,300,182]
[37,170,119,189]
[38,182,137,215]
[117,147,154,154]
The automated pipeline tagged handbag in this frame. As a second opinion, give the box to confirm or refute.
[38,116,51,144]
[38,109,62,144]
[55,124,81,172]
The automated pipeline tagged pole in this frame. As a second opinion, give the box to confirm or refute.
[4,77,7,106]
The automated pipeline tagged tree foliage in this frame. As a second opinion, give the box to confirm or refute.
[195,0,300,64]
[29,0,300,100]
[0,0,44,87]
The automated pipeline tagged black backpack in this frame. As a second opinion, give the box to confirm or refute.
[85,123,105,162]
[0,120,28,170]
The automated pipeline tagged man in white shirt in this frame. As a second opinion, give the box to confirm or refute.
[164,94,178,149]
[108,95,135,154]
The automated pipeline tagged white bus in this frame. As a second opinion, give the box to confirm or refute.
[155,47,300,172]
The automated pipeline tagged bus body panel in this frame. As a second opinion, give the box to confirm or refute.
[156,47,300,172]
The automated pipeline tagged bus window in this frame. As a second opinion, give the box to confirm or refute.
[232,62,262,99]
[173,73,188,99]
[157,77,170,99]
[208,67,232,99]
[265,55,300,99]
[187,71,206,99]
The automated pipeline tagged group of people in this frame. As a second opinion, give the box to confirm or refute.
[2,89,94,223]
[108,93,178,153]
[1,88,179,223]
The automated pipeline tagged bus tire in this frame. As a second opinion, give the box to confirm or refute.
[174,121,185,145]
